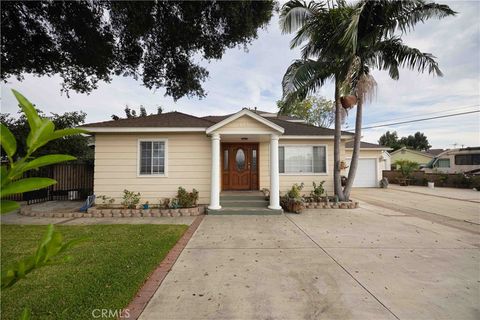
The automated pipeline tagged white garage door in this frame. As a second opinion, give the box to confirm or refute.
[346,158,378,187]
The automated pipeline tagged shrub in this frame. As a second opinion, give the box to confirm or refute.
[121,189,141,209]
[281,183,305,214]
[310,181,325,201]
[175,187,199,208]
[97,195,115,208]
[394,160,419,179]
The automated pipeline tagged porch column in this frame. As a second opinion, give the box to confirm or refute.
[209,133,221,210]
[269,134,281,210]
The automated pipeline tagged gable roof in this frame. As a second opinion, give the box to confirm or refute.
[81,108,354,137]
[345,141,391,150]
[389,147,434,158]
[205,109,285,134]
[82,111,214,129]
[426,148,445,156]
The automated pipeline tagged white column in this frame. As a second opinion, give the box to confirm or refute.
[269,134,281,210]
[209,133,221,210]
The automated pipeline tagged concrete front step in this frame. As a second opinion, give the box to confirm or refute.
[220,195,266,201]
[207,207,283,215]
[220,200,269,208]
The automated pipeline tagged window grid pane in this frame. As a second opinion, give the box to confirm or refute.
[279,146,326,174]
[140,141,165,175]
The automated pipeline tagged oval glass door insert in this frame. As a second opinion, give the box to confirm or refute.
[235,148,246,170]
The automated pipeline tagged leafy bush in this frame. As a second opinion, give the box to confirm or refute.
[394,160,419,179]
[281,183,305,213]
[286,183,304,200]
[176,187,199,208]
[97,195,115,208]
[121,190,141,209]
[310,181,325,201]
[0,90,86,213]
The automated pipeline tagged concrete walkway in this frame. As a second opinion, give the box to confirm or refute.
[139,202,479,319]
[388,185,480,202]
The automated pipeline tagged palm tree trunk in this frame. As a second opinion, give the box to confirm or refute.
[343,95,363,200]
[334,80,345,201]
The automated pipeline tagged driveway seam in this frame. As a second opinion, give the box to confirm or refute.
[283,214,401,320]
[387,187,480,203]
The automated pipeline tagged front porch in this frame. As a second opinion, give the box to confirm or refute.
[205,109,285,213]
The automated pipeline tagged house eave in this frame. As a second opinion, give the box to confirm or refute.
[81,127,207,133]
[206,109,285,135]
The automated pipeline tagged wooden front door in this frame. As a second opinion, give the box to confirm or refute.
[221,143,259,190]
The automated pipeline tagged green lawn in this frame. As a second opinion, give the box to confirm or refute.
[1,224,188,319]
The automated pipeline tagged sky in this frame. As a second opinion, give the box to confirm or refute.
[1,1,479,149]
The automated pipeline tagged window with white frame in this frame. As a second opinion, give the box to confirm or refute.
[139,140,166,175]
[279,146,326,174]
[436,158,450,168]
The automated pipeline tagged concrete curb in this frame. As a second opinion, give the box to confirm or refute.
[120,215,205,320]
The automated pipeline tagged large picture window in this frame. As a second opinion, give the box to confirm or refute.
[139,140,166,175]
[279,146,326,174]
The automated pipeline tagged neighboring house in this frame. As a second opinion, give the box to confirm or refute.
[345,141,392,187]
[82,108,356,212]
[390,147,434,168]
[423,147,480,174]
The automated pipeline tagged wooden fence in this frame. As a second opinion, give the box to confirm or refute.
[382,170,480,189]
[3,163,94,204]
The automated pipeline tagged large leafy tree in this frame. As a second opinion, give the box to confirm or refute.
[379,130,431,151]
[1,1,274,100]
[279,0,455,200]
[277,95,335,128]
[1,111,92,161]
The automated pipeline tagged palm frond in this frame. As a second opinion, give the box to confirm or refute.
[281,59,335,109]
[373,37,443,78]
[279,0,326,34]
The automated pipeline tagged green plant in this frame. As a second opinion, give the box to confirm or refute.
[176,187,199,208]
[394,160,419,179]
[0,90,86,214]
[310,181,325,201]
[160,198,170,209]
[121,190,141,209]
[286,183,304,200]
[97,195,115,208]
[1,224,88,319]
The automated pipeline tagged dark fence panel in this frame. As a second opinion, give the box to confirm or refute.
[382,170,480,189]
[2,163,94,205]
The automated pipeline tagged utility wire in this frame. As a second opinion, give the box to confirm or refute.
[360,105,479,127]
[347,110,480,131]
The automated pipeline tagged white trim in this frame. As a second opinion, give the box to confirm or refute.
[280,135,353,140]
[279,144,329,175]
[137,138,168,178]
[84,127,206,133]
[206,109,285,134]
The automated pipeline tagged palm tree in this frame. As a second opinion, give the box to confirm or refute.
[280,0,455,201]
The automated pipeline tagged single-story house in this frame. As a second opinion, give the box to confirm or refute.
[345,141,392,187]
[82,108,386,212]
[390,147,435,168]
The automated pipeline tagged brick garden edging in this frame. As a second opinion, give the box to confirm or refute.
[120,214,205,320]
[19,206,203,217]
[304,201,359,209]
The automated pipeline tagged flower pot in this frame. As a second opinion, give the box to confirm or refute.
[428,182,435,189]
[340,95,357,109]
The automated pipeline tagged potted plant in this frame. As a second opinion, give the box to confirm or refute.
[143,201,149,209]
[281,183,305,214]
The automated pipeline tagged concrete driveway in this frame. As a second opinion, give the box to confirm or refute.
[140,189,480,320]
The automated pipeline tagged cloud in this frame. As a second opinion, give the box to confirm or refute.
[1,1,478,149]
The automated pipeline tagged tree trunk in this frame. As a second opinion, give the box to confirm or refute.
[343,95,363,200]
[333,80,345,201]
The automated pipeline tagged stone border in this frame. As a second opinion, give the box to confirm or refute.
[120,215,205,320]
[304,201,359,209]
[19,206,203,217]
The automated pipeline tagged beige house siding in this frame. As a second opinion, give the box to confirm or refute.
[390,149,432,166]
[346,149,389,183]
[259,139,344,196]
[212,115,275,134]
[94,132,212,204]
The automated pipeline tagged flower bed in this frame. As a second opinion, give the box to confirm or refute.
[19,206,203,218]
[304,201,359,209]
